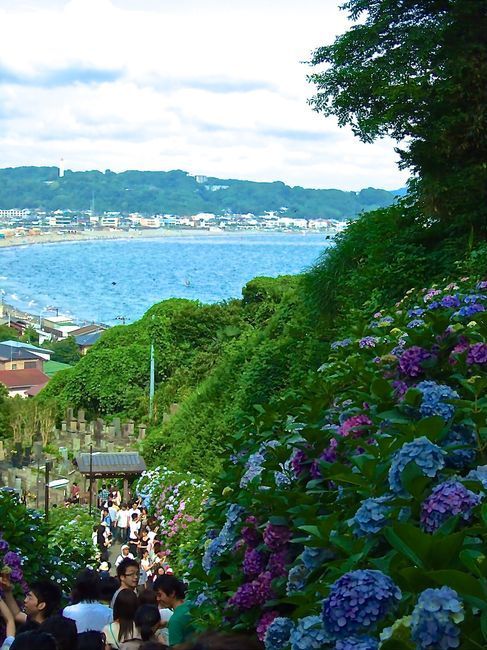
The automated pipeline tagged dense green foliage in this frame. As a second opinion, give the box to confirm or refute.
[0,166,399,219]
[188,276,487,648]
[47,336,81,365]
[308,0,487,232]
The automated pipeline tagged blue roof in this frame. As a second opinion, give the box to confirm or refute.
[0,340,53,354]
[75,330,104,346]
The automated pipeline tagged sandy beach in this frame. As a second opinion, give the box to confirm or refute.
[0,228,231,249]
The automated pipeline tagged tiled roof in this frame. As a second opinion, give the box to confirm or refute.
[76,452,146,476]
[0,340,53,355]
[0,344,41,361]
[75,331,104,346]
[0,368,50,388]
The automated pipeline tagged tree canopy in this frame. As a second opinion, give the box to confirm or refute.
[308,0,487,231]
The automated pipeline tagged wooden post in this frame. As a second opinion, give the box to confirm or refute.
[123,477,129,503]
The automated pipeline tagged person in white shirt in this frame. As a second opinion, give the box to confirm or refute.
[63,569,113,633]
[128,513,141,557]
[115,545,135,568]
[116,504,130,542]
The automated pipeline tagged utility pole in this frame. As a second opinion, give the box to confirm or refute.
[89,444,93,516]
[44,460,52,521]
[149,341,155,421]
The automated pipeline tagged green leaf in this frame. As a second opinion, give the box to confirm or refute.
[383,522,432,568]
[416,416,446,440]
[426,570,487,608]
[371,377,392,399]
[400,461,431,499]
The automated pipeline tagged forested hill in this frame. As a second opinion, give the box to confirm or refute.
[0,166,402,219]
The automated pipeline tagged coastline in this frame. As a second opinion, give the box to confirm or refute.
[0,227,329,250]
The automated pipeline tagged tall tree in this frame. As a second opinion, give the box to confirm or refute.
[308,0,487,232]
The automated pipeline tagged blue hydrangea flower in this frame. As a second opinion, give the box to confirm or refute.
[465,465,487,489]
[440,295,461,309]
[349,496,392,537]
[274,471,292,488]
[407,308,425,318]
[202,503,244,572]
[420,480,481,533]
[331,338,353,350]
[359,336,379,348]
[286,564,309,595]
[290,616,332,650]
[322,570,401,636]
[407,319,426,328]
[464,293,487,304]
[240,451,266,487]
[453,304,485,319]
[335,636,379,650]
[411,587,464,650]
[300,547,328,571]
[389,437,446,496]
[442,425,477,469]
[264,617,294,650]
[416,381,459,421]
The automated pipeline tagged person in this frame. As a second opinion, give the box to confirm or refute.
[108,501,119,538]
[110,558,140,609]
[39,615,78,650]
[10,631,57,650]
[99,484,110,509]
[103,588,139,649]
[110,486,122,507]
[100,577,119,607]
[137,529,150,559]
[101,508,112,528]
[0,595,16,649]
[97,522,111,562]
[70,481,80,504]
[0,576,61,626]
[99,562,112,579]
[128,514,141,557]
[140,550,153,586]
[115,545,135,568]
[78,631,107,650]
[63,568,113,633]
[116,504,130,542]
[119,605,162,649]
[153,575,193,646]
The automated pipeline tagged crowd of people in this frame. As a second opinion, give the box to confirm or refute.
[0,483,262,649]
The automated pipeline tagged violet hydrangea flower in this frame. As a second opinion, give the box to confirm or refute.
[420,480,481,533]
[359,336,379,349]
[339,415,372,438]
[243,548,267,577]
[467,342,487,365]
[290,449,308,477]
[263,524,292,550]
[398,346,432,377]
[267,549,289,578]
[257,611,279,642]
[411,587,464,650]
[322,569,401,636]
[389,437,446,496]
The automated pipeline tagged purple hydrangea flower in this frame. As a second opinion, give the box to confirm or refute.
[267,549,289,578]
[290,616,332,650]
[416,381,459,421]
[257,611,279,642]
[228,571,274,610]
[290,449,308,477]
[420,481,481,533]
[322,569,401,636]
[442,425,477,469]
[339,415,373,438]
[3,551,21,567]
[440,295,461,308]
[389,437,446,496]
[263,524,292,550]
[335,637,379,650]
[0,537,9,552]
[359,337,379,349]
[350,496,392,537]
[398,346,433,377]
[467,342,487,365]
[243,548,267,577]
[242,517,261,548]
[264,617,294,650]
[411,587,464,650]
[476,280,487,290]
[392,380,408,400]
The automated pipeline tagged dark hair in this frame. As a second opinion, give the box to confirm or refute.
[78,631,106,650]
[99,576,119,602]
[134,605,160,642]
[11,631,58,650]
[40,615,78,650]
[153,575,186,599]
[71,568,100,603]
[113,588,138,642]
[30,580,62,618]
[140,643,167,650]
[117,557,139,579]
[138,590,157,607]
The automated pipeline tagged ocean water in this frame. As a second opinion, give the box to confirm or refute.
[0,233,331,325]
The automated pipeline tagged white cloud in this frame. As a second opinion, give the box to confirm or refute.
[0,0,408,190]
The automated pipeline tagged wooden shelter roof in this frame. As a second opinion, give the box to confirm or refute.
[75,452,146,477]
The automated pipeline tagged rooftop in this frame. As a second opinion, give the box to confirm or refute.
[0,368,50,388]
[75,452,146,477]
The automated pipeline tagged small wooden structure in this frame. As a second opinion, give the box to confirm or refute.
[75,451,146,505]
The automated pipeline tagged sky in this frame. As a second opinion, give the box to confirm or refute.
[0,0,408,191]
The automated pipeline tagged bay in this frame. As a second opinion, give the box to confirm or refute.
[0,232,331,325]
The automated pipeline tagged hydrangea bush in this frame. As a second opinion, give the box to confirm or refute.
[187,278,487,648]
[136,466,210,574]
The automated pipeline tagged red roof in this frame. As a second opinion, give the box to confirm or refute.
[0,368,50,389]
[25,382,49,396]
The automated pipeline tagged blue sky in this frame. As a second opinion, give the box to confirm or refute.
[0,0,408,190]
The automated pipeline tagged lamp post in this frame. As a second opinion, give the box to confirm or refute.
[44,460,52,521]
[88,444,93,516]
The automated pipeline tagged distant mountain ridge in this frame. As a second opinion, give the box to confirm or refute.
[0,166,404,219]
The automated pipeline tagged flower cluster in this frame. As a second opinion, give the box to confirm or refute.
[228,570,274,610]
[257,611,279,642]
[289,616,331,650]
[442,425,477,469]
[322,570,401,636]
[416,381,459,421]
[398,346,432,377]
[411,587,464,650]
[264,617,294,650]
[467,342,487,365]
[263,523,292,550]
[334,637,379,650]
[202,504,244,573]
[350,496,392,537]
[420,481,481,533]
[286,564,308,595]
[389,437,445,495]
[339,414,372,438]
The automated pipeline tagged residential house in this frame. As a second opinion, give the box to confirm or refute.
[0,344,45,371]
[75,329,105,355]
[0,368,50,397]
